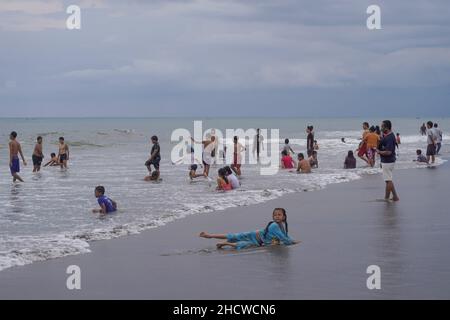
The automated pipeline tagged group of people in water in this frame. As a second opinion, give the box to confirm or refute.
[5,119,444,249]
[8,132,70,182]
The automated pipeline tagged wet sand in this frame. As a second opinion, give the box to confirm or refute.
[1,161,450,299]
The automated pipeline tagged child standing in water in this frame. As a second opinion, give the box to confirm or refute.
[32,136,44,173]
[9,131,27,182]
[58,137,70,169]
[92,186,117,214]
[199,208,299,250]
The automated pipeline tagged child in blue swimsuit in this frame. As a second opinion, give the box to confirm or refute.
[199,208,299,250]
[92,186,117,215]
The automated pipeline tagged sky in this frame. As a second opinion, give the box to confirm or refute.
[0,0,449,117]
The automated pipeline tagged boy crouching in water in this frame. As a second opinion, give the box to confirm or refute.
[93,186,117,215]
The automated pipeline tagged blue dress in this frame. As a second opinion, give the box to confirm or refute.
[226,222,294,250]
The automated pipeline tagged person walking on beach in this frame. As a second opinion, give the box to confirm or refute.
[199,208,299,250]
[377,120,399,202]
[32,136,44,173]
[253,128,264,163]
[231,136,245,177]
[9,131,27,182]
[58,137,69,169]
[357,122,370,165]
[306,126,314,157]
[145,135,161,179]
[426,121,437,164]
[434,123,443,155]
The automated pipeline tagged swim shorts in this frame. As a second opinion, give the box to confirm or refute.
[427,144,436,156]
[59,154,67,162]
[10,156,20,175]
[145,156,161,170]
[32,155,43,166]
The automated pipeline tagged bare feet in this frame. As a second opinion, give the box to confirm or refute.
[199,232,211,238]
[216,243,226,249]
[392,197,400,202]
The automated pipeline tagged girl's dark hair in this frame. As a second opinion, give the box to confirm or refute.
[348,150,354,157]
[224,166,233,175]
[281,150,288,156]
[218,168,228,184]
[51,153,56,157]
[264,208,288,237]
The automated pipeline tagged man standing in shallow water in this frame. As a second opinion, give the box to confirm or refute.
[377,120,399,202]
[9,131,27,182]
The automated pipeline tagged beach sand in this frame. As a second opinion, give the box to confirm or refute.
[1,160,450,300]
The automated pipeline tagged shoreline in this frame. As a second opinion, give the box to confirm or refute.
[0,161,424,273]
[1,158,450,299]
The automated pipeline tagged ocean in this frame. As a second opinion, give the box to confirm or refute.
[0,117,448,271]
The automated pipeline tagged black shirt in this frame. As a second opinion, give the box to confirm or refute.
[379,132,396,163]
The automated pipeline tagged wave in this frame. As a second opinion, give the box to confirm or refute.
[67,141,104,148]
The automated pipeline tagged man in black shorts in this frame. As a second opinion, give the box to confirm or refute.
[32,136,44,173]
[145,135,161,179]
[426,121,437,164]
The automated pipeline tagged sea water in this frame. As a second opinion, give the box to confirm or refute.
[0,117,448,271]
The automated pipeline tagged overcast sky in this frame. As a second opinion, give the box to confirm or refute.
[0,0,449,117]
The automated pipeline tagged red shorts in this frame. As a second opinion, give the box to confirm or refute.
[357,143,367,157]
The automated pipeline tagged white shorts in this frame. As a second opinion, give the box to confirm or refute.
[381,162,395,181]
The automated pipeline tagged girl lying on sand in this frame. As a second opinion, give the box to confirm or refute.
[199,208,300,249]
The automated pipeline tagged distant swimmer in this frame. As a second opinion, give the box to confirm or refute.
[92,186,117,215]
[199,208,299,250]
[32,136,44,173]
[44,153,59,167]
[58,137,70,169]
[9,131,27,182]
[344,151,357,169]
[296,153,311,174]
[341,138,346,143]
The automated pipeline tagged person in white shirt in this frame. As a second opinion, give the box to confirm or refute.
[434,123,443,155]
[224,166,240,189]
